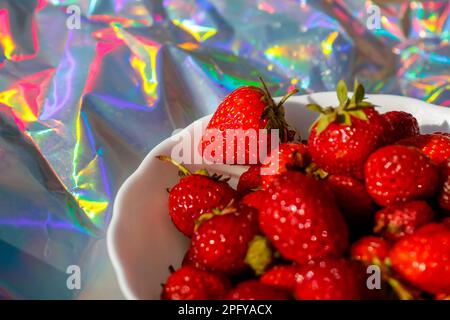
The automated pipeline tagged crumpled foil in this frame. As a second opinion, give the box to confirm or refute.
[0,0,448,299]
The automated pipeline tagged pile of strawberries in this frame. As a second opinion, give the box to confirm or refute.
[159,79,450,300]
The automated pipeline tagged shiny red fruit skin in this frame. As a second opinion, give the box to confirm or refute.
[260,143,310,190]
[241,190,267,211]
[169,175,236,237]
[191,204,258,274]
[397,133,450,165]
[439,158,450,212]
[364,145,439,206]
[327,174,376,226]
[260,265,301,292]
[294,258,368,300]
[161,266,231,300]
[389,223,450,295]
[350,236,389,265]
[200,86,271,165]
[226,280,290,300]
[374,201,435,240]
[259,172,348,264]
[308,108,386,179]
[382,111,419,144]
[237,165,261,195]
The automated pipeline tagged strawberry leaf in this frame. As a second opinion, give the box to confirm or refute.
[307,104,324,113]
[349,109,368,121]
[337,112,352,126]
[354,83,365,103]
[353,78,359,92]
[357,101,373,108]
[336,80,348,105]
[316,112,337,134]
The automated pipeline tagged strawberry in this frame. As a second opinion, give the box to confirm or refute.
[396,133,450,165]
[382,111,419,144]
[435,132,450,138]
[236,165,261,195]
[443,217,450,229]
[200,79,298,165]
[364,145,439,206]
[350,236,389,265]
[226,280,290,300]
[294,258,369,300]
[241,190,267,211]
[374,201,435,240]
[158,156,237,237]
[307,80,386,179]
[161,266,231,300]
[190,203,258,274]
[260,142,309,190]
[438,157,450,212]
[326,174,376,232]
[258,171,348,264]
[389,223,450,294]
[260,265,301,292]
[181,247,196,267]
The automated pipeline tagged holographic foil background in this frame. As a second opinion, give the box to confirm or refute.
[0,0,448,299]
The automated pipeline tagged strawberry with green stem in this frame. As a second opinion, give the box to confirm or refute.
[307,80,387,179]
[188,199,277,276]
[200,78,299,165]
[157,155,236,237]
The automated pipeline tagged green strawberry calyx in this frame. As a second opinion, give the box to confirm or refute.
[244,235,274,276]
[259,77,299,142]
[308,79,374,134]
[193,200,237,231]
[156,155,230,182]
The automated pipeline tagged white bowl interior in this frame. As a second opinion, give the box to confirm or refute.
[107,93,450,299]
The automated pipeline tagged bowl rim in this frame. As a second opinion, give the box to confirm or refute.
[106,92,444,299]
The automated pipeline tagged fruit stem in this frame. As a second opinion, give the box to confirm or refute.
[373,219,385,234]
[277,88,299,108]
[387,277,413,300]
[156,155,191,176]
[259,76,272,101]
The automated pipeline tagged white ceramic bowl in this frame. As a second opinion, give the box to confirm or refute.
[107,92,450,299]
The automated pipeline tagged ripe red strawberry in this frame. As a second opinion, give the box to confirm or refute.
[181,247,196,267]
[364,145,439,206]
[241,190,267,212]
[260,142,310,190]
[382,111,419,144]
[158,156,237,237]
[294,258,368,300]
[237,165,261,195]
[161,266,231,300]
[397,133,450,165]
[439,157,450,212]
[435,132,450,138]
[226,280,290,300]
[374,201,435,240]
[308,80,387,179]
[350,236,389,265]
[443,217,450,229]
[200,80,298,165]
[190,203,258,274]
[259,171,348,264]
[389,223,450,294]
[260,265,301,292]
[326,174,376,230]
